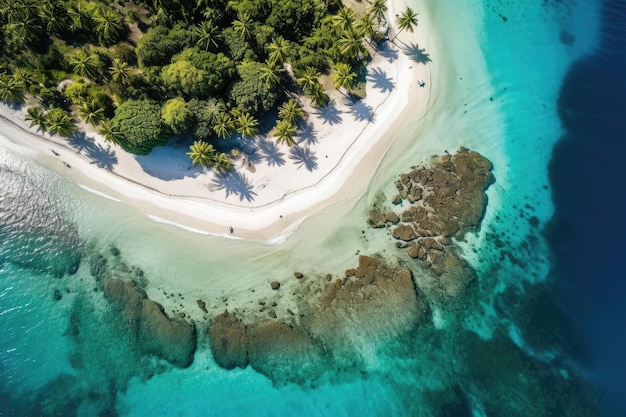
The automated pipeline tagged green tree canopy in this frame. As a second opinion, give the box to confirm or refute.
[230,61,279,115]
[111,99,171,154]
[160,60,210,98]
[161,97,193,134]
[172,48,235,96]
[136,24,195,68]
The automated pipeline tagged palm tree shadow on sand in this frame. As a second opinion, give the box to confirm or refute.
[345,98,376,123]
[296,122,319,146]
[68,131,117,171]
[313,102,343,125]
[86,143,117,171]
[401,42,432,64]
[257,139,286,167]
[377,45,399,62]
[367,67,395,93]
[289,146,318,171]
[211,170,257,202]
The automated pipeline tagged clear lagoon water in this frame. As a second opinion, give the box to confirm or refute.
[2,0,624,416]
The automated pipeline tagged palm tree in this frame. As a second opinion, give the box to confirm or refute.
[195,21,222,51]
[368,0,388,25]
[332,63,356,94]
[393,7,419,42]
[333,7,355,32]
[25,106,47,133]
[69,50,98,80]
[67,1,91,33]
[94,6,125,46]
[296,67,321,95]
[99,119,123,145]
[266,36,290,66]
[355,12,378,44]
[308,82,329,108]
[212,152,232,171]
[259,60,284,87]
[0,75,25,104]
[274,119,297,147]
[39,4,69,34]
[213,112,235,139]
[187,140,215,167]
[278,99,305,125]
[109,58,132,86]
[45,108,76,138]
[232,11,253,41]
[235,112,259,138]
[338,30,365,59]
[78,99,105,126]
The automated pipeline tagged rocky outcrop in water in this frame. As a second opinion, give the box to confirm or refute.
[208,255,427,384]
[103,278,197,367]
[369,147,494,302]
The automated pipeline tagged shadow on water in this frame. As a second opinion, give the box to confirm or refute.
[401,42,432,64]
[211,169,257,202]
[367,67,396,93]
[289,146,318,171]
[257,139,286,167]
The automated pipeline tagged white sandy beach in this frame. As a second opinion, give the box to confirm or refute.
[0,0,432,242]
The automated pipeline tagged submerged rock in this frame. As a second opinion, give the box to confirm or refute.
[208,255,427,385]
[372,148,495,303]
[103,278,196,367]
[208,311,248,370]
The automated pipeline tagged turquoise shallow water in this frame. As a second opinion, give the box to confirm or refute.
[1,1,613,416]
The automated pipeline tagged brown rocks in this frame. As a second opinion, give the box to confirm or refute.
[392,224,418,241]
[270,281,280,290]
[208,311,248,370]
[247,322,326,384]
[103,278,196,368]
[207,256,427,385]
[294,272,303,279]
[371,148,495,304]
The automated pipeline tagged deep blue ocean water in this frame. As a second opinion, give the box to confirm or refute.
[548,0,626,412]
[1,0,625,416]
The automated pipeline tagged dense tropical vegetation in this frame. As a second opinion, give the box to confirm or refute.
[0,0,411,166]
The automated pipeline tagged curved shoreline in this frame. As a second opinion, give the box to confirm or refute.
[0,0,432,243]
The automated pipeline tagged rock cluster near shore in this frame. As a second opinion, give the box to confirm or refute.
[90,249,197,368]
[208,255,427,385]
[207,148,494,384]
[370,147,494,301]
[103,278,197,368]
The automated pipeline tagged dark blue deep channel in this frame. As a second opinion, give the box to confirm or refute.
[547,0,626,414]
